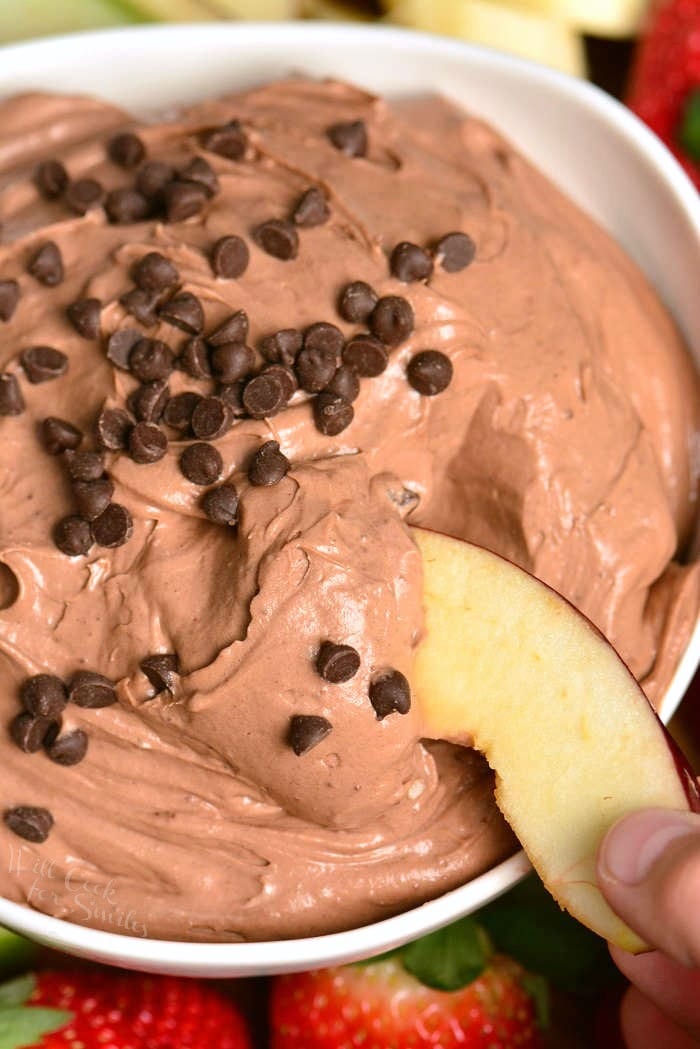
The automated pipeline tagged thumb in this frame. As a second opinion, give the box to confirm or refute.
[597,808,700,967]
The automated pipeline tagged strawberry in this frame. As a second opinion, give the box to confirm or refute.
[627,0,700,187]
[0,968,251,1049]
[270,917,546,1049]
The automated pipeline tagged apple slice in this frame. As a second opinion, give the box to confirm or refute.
[0,0,134,43]
[498,0,646,38]
[411,527,700,952]
[383,0,586,77]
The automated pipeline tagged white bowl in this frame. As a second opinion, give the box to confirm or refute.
[0,22,698,977]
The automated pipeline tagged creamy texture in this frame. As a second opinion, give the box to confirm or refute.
[0,79,697,941]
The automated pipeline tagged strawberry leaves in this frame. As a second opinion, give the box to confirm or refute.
[478,875,619,994]
[520,973,550,1030]
[401,917,492,992]
[679,88,700,162]
[0,975,35,1007]
[0,973,71,1049]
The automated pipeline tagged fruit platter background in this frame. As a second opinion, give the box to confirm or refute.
[0,2,699,1047]
[0,0,648,78]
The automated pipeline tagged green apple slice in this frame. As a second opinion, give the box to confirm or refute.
[411,527,700,952]
[0,0,140,43]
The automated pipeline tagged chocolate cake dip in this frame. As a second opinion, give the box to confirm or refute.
[0,78,697,941]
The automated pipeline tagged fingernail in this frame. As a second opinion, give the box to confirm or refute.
[599,809,699,885]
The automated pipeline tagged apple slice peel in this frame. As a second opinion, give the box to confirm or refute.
[411,527,699,952]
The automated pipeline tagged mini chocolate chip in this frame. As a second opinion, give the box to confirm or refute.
[211,342,255,383]
[69,670,116,708]
[304,322,344,357]
[342,334,388,377]
[295,347,337,393]
[191,396,232,440]
[34,159,68,199]
[325,365,360,403]
[179,337,212,379]
[326,120,367,157]
[248,440,289,486]
[96,407,133,450]
[136,160,174,199]
[211,235,249,279]
[67,297,101,339]
[10,713,59,754]
[140,653,180,693]
[158,292,204,335]
[0,280,20,322]
[434,231,476,272]
[64,450,105,482]
[288,714,332,756]
[20,675,67,718]
[262,363,297,403]
[28,241,63,286]
[180,156,219,197]
[208,310,249,347]
[259,329,302,367]
[92,503,133,548]
[369,295,414,347]
[217,381,245,416]
[105,187,150,224]
[164,180,208,223]
[4,806,53,843]
[293,187,330,227]
[313,391,354,436]
[106,328,142,370]
[201,484,239,526]
[179,442,223,486]
[390,241,434,283]
[406,350,453,396]
[129,421,168,464]
[73,478,114,521]
[40,417,82,455]
[369,668,411,719]
[129,380,169,424]
[119,287,162,326]
[108,131,146,168]
[316,641,360,683]
[21,346,68,384]
[242,373,285,419]
[65,178,104,216]
[134,252,179,293]
[0,374,24,416]
[46,729,88,766]
[129,338,175,382]
[337,280,377,324]
[53,516,93,556]
[254,219,299,261]
[201,120,247,160]
[162,391,201,431]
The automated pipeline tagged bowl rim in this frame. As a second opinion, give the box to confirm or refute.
[0,19,698,973]
[0,853,532,974]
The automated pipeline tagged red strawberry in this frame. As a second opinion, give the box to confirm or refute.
[271,919,546,1049]
[0,968,251,1049]
[627,0,700,187]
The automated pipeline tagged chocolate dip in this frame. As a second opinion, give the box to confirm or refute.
[0,79,697,941]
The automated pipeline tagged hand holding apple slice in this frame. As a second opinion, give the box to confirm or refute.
[411,527,700,953]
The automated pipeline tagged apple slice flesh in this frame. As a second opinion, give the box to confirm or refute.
[411,527,700,952]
